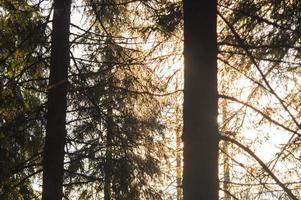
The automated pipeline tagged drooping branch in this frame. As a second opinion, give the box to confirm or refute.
[218,11,300,129]
[220,135,298,200]
[218,94,300,137]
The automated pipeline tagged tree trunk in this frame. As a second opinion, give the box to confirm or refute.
[176,121,183,200]
[104,76,114,200]
[222,103,231,200]
[222,140,231,200]
[104,104,113,200]
[183,1,219,200]
[42,0,71,199]
[175,76,183,200]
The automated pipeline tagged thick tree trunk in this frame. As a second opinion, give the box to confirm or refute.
[42,0,71,199]
[183,1,219,200]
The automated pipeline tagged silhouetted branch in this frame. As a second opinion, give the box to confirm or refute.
[218,11,300,129]
[218,94,300,137]
[220,135,298,200]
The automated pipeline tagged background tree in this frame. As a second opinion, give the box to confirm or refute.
[62,1,180,199]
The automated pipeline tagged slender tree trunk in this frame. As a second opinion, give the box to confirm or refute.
[176,121,183,200]
[42,0,71,199]
[223,140,230,200]
[104,79,113,200]
[175,77,183,200]
[222,103,231,200]
[183,1,219,200]
[104,105,113,200]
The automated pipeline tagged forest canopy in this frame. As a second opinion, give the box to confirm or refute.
[0,0,301,200]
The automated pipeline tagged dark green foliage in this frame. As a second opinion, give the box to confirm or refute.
[0,0,48,199]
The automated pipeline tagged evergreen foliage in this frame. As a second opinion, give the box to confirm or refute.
[2,0,301,199]
[0,0,49,199]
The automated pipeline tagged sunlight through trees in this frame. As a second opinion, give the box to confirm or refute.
[0,0,301,200]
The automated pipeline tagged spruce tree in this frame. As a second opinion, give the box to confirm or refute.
[0,1,48,199]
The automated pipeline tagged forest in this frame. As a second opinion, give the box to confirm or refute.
[0,0,301,200]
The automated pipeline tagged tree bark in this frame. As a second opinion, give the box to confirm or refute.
[183,1,219,200]
[42,0,71,199]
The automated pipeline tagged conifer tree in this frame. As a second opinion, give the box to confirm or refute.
[0,1,48,198]
[63,1,174,199]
